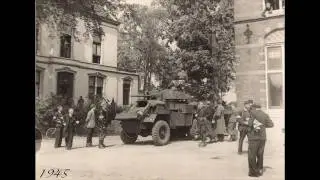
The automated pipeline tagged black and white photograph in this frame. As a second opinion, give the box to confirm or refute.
[35,0,285,179]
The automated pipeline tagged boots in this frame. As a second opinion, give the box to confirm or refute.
[98,140,105,149]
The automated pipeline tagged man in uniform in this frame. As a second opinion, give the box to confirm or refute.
[247,104,274,177]
[237,101,251,154]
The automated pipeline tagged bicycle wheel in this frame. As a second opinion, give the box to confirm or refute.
[46,128,56,138]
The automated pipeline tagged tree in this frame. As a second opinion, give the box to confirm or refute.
[36,0,122,37]
[154,0,236,101]
[117,4,169,92]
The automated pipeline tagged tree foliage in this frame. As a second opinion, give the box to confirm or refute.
[36,0,122,37]
[117,4,169,92]
[154,0,236,101]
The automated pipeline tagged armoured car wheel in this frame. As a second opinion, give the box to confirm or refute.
[120,130,138,144]
[152,120,170,146]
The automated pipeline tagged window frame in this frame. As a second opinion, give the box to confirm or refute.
[35,70,41,98]
[265,44,284,109]
[88,75,105,99]
[92,34,102,64]
[122,79,131,106]
[36,24,40,55]
[262,0,285,17]
[60,33,72,58]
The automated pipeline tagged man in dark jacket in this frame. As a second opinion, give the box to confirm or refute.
[247,104,274,177]
[237,101,251,154]
[64,108,79,150]
[53,105,65,148]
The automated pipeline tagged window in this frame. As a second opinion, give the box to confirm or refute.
[92,35,101,64]
[36,24,40,55]
[266,46,284,108]
[264,0,285,11]
[57,72,74,98]
[88,76,104,100]
[267,47,282,70]
[60,34,71,58]
[36,70,41,97]
[123,80,131,105]
[268,73,283,107]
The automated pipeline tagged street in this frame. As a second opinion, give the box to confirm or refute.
[36,133,284,180]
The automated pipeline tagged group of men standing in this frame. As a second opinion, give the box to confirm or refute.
[196,99,274,177]
[53,97,116,150]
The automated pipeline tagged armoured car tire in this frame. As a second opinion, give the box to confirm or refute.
[120,130,138,144]
[152,120,170,146]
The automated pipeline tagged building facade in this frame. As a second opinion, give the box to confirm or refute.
[36,19,139,106]
[234,0,284,129]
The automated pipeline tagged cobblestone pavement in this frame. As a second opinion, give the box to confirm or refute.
[36,132,284,180]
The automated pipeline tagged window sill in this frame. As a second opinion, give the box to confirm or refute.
[268,106,284,109]
[264,9,285,18]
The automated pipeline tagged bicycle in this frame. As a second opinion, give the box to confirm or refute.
[45,128,56,138]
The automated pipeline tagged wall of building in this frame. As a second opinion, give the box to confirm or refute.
[235,16,284,108]
[37,60,139,106]
[38,20,118,68]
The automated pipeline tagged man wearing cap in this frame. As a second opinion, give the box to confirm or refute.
[247,104,274,177]
[248,100,254,109]
[237,101,251,154]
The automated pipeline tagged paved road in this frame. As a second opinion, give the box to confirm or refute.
[36,134,284,180]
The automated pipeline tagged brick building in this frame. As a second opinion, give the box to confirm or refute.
[234,0,284,128]
[36,18,139,106]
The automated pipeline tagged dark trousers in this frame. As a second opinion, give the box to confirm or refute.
[238,127,248,152]
[65,128,74,149]
[248,140,266,175]
[86,128,94,144]
[98,127,107,141]
[54,127,64,148]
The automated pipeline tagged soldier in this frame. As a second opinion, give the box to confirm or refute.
[197,103,213,146]
[85,104,96,147]
[247,104,274,177]
[96,107,109,149]
[64,108,79,150]
[237,101,251,154]
[53,105,65,148]
[213,99,226,142]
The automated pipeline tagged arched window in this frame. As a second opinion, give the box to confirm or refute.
[265,29,284,109]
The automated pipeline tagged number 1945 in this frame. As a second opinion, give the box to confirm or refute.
[40,169,70,178]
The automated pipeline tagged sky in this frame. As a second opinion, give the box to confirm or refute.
[125,0,152,6]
